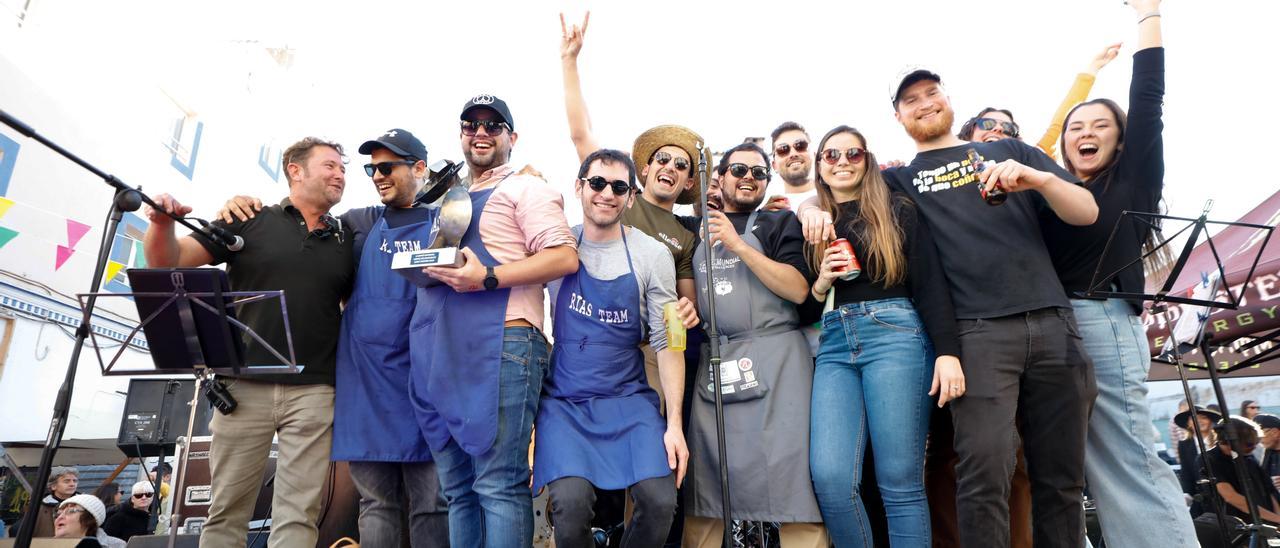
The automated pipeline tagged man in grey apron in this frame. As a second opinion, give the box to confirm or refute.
[683,142,829,547]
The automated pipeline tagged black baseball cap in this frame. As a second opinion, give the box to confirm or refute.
[892,68,943,106]
[460,94,514,130]
[1256,413,1280,430]
[359,128,428,162]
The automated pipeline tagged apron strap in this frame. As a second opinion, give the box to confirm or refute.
[719,323,795,345]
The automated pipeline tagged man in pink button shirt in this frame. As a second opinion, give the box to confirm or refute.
[412,94,578,547]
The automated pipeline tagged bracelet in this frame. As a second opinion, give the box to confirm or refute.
[1138,11,1160,24]
[811,285,828,301]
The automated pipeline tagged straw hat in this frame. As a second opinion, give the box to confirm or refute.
[632,125,705,204]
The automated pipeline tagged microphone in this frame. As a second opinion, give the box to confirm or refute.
[195,220,245,251]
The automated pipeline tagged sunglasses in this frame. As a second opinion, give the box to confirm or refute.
[651,150,690,172]
[973,117,1020,138]
[460,120,511,136]
[726,163,770,181]
[580,176,632,195]
[774,139,809,157]
[133,493,153,499]
[820,147,867,165]
[363,160,416,177]
[1249,406,1262,410]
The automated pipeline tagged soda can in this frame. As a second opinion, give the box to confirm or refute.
[829,238,862,281]
[968,148,1007,206]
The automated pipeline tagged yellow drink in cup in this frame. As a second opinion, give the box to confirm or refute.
[664,301,686,352]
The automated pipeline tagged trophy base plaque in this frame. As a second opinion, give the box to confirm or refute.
[392,248,465,269]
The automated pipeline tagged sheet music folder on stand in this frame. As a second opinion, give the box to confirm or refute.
[77,267,305,547]
[1083,205,1275,546]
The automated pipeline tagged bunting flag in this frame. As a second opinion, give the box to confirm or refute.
[0,197,13,219]
[133,240,146,268]
[0,226,17,249]
[105,260,125,281]
[55,244,75,270]
[66,219,91,248]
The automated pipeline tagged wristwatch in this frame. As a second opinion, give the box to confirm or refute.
[483,266,499,291]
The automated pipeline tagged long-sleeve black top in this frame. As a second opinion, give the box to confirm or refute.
[1040,47,1165,314]
[799,197,961,357]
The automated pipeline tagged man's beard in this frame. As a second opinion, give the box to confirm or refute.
[722,189,765,212]
[903,108,955,143]
[780,162,810,186]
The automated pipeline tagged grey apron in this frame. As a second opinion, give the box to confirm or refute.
[686,210,822,523]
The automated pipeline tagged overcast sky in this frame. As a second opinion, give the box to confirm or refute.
[1,0,1272,232]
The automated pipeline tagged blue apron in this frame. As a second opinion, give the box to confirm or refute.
[532,228,670,492]
[408,187,512,456]
[333,208,436,461]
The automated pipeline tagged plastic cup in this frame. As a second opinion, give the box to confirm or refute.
[664,302,686,352]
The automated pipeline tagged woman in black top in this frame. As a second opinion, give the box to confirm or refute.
[803,125,962,546]
[101,482,153,541]
[1041,1,1198,545]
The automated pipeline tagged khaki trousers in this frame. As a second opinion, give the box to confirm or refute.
[682,516,829,548]
[200,379,335,548]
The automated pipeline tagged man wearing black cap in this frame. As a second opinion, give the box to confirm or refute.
[1255,414,1280,486]
[879,70,1099,548]
[329,129,450,547]
[408,94,577,547]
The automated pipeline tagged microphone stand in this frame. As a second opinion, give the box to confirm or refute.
[1,108,213,548]
[696,145,733,548]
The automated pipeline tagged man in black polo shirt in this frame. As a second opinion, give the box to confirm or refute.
[143,136,354,547]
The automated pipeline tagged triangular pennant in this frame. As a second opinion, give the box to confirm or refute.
[55,245,75,270]
[105,260,125,281]
[0,226,17,249]
[66,219,91,248]
[0,197,13,219]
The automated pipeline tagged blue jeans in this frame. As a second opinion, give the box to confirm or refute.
[810,299,933,547]
[347,460,449,547]
[431,327,549,548]
[1074,299,1198,547]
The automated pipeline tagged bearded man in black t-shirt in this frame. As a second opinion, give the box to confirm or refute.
[880,70,1100,548]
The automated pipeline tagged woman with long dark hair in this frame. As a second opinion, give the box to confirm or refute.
[804,125,963,546]
[1040,0,1197,545]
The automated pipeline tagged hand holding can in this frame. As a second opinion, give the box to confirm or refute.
[828,238,862,281]
[968,148,1007,206]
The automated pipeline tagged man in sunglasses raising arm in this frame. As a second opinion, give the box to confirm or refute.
[408,94,578,548]
[683,142,828,547]
[533,149,696,548]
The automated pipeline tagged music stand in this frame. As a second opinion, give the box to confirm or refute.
[1085,203,1276,547]
[77,267,305,548]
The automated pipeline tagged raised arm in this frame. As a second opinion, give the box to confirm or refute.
[1037,43,1120,158]
[1132,0,1162,51]
[560,12,600,163]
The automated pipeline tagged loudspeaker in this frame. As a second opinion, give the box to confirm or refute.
[117,379,212,458]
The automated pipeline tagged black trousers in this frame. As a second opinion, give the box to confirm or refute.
[950,307,1096,548]
[548,475,677,548]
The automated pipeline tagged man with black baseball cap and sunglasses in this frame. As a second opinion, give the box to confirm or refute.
[408,93,578,547]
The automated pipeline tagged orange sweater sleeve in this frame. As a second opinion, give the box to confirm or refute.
[1037,73,1096,159]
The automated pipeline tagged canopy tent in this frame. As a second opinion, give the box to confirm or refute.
[1143,189,1280,381]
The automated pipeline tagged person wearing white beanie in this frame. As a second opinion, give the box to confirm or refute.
[55,494,126,548]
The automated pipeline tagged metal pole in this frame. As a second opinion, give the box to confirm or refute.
[696,146,733,548]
